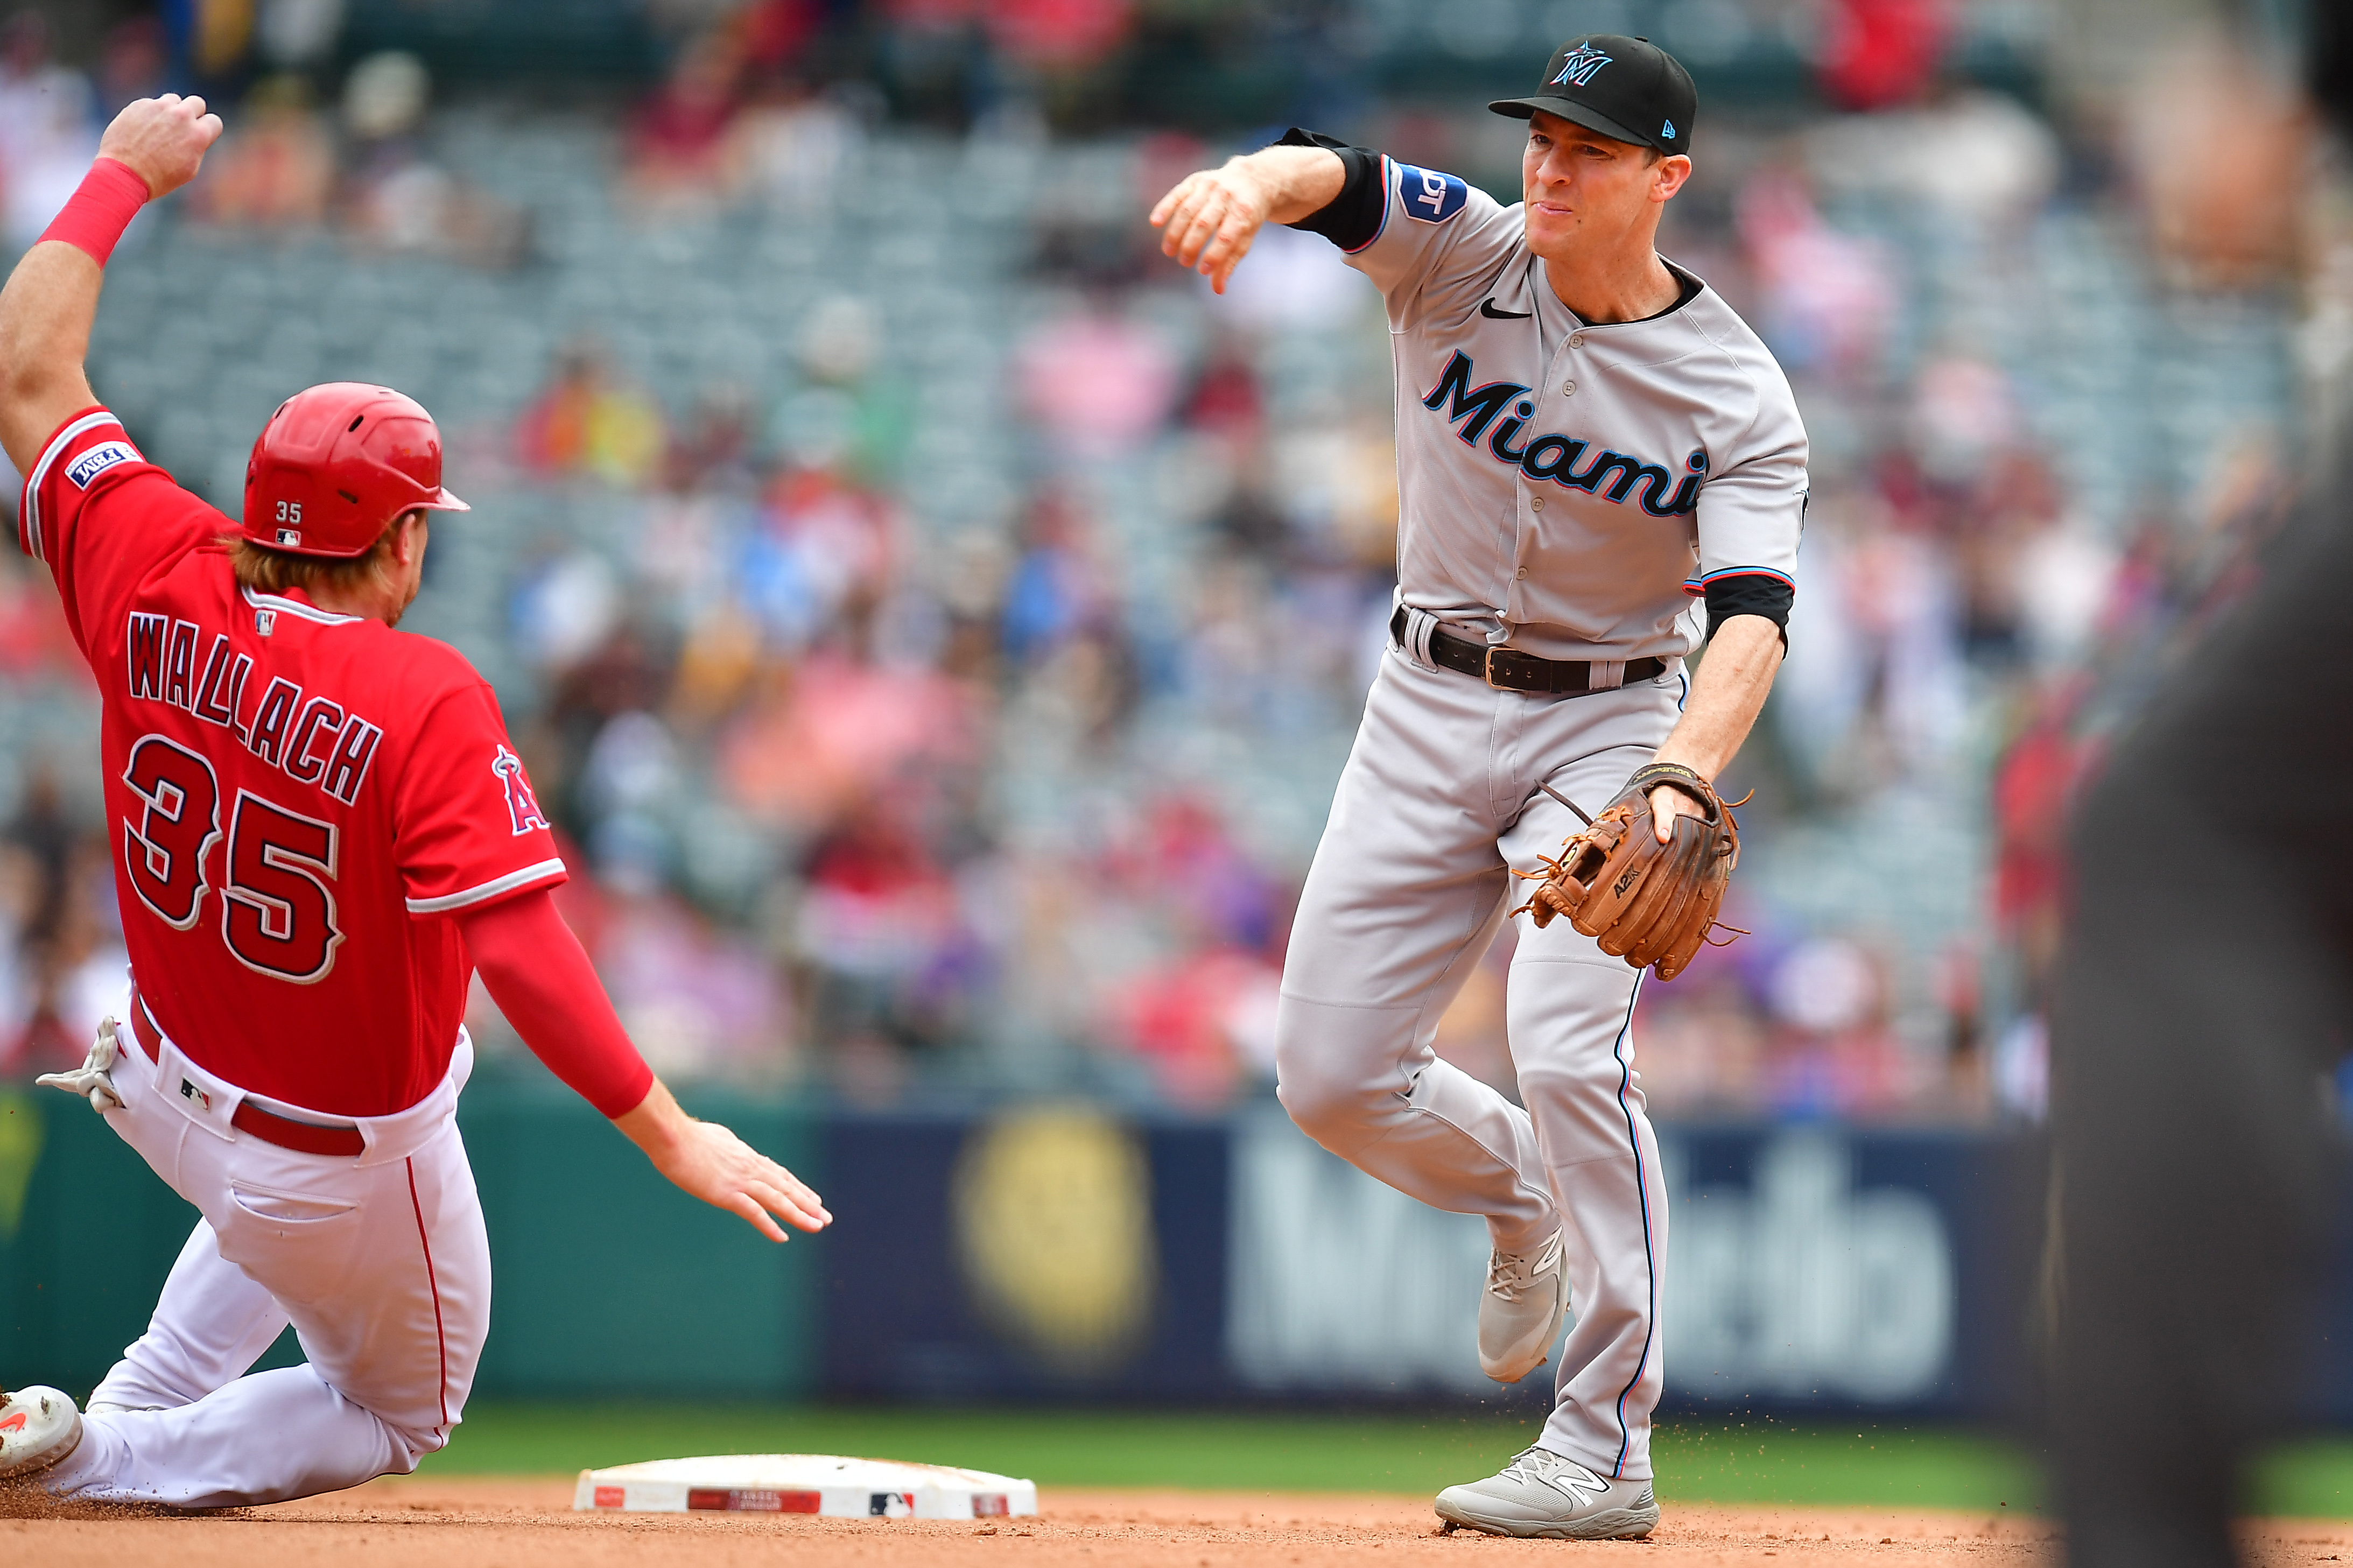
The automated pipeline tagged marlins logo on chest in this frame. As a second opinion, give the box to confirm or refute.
[1421,351,1704,517]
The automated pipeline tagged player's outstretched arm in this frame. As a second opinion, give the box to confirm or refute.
[460,889,830,1242]
[1148,144,1345,294]
[1643,614,1783,841]
[0,95,220,473]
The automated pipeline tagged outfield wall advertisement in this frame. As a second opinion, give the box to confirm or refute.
[6,1085,2043,1416]
[819,1106,2039,1418]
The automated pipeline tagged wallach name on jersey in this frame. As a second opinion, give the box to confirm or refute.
[1421,350,1705,517]
[65,440,139,490]
[124,610,384,806]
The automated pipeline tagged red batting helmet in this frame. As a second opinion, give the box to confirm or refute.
[242,383,470,558]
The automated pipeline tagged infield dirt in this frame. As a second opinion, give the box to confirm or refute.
[4,1476,2349,1564]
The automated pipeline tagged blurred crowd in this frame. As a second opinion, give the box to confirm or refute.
[0,0,2330,1124]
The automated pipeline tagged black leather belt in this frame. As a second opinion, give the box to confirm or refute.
[1391,607,1667,695]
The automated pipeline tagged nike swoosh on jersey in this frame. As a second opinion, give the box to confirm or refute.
[1479,298,1533,319]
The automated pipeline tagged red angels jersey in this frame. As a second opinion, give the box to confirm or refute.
[18,407,566,1117]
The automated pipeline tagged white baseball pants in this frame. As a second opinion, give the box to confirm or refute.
[40,1006,489,1508]
[1276,645,1680,1480]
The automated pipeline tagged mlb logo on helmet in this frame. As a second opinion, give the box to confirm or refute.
[242,382,470,559]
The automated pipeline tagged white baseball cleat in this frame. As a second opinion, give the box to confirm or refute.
[0,1387,83,1480]
[1435,1446,1660,1539]
[1477,1229,1567,1382]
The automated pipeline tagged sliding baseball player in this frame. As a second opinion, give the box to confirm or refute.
[0,95,828,1507]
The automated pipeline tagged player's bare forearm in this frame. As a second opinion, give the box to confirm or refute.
[1645,614,1782,840]
[614,1079,832,1243]
[0,244,102,474]
[1149,145,1344,293]
[0,95,219,474]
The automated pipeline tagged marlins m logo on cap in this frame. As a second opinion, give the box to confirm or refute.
[1491,33,1697,156]
[1551,41,1613,88]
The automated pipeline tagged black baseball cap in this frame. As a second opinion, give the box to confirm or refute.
[1489,36,1697,158]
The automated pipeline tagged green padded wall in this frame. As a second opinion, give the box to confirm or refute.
[0,1082,820,1401]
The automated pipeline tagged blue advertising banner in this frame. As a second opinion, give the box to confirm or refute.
[819,1106,1231,1402]
[0,1085,2082,1422]
[817,1105,2046,1418]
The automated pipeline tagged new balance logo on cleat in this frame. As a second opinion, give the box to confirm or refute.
[1546,1461,1610,1506]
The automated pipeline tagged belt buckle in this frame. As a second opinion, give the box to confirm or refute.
[1483,645,1507,690]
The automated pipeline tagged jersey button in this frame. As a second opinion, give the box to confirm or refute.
[1530,496,1545,511]
[1515,567,1529,579]
[1561,380,1577,396]
[1569,334,1587,349]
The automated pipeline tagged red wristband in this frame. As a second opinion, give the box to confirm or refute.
[38,158,151,267]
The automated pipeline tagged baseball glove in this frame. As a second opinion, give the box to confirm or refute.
[1514,762,1744,981]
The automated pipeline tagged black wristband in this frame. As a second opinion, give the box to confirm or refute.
[1704,575,1792,655]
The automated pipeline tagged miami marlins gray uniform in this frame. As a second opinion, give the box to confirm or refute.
[1270,140,1807,1482]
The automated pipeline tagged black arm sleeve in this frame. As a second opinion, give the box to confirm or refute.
[1274,128,1385,252]
[1703,575,1794,649]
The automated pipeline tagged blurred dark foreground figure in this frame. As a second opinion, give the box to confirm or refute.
[2049,459,2353,1564]
[2049,17,2353,1562]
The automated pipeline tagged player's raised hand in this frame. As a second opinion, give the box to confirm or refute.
[98,94,224,201]
[617,1079,832,1243]
[1150,160,1273,294]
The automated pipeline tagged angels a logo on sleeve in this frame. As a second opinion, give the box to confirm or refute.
[492,746,552,835]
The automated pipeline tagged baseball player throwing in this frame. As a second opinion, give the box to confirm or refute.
[0,95,828,1507]
[1152,36,1804,1538]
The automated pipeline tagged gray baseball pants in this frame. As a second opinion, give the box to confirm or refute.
[1275,643,1681,1481]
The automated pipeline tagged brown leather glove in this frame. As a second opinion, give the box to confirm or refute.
[1516,762,1742,981]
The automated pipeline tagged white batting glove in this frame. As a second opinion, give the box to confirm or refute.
[36,1016,125,1114]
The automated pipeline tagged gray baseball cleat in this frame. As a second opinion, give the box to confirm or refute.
[0,1387,83,1481]
[1477,1229,1567,1382]
[1436,1446,1660,1539]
